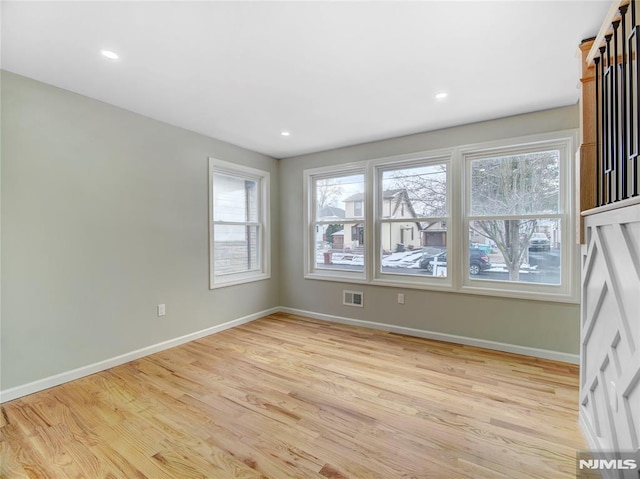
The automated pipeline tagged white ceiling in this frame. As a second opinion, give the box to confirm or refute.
[2,1,610,159]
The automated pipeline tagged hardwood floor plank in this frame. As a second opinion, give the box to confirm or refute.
[87,442,151,479]
[0,441,31,479]
[1,314,586,478]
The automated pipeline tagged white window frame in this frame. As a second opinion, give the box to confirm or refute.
[460,133,579,302]
[302,130,579,303]
[209,158,270,289]
[304,164,367,283]
[372,154,453,289]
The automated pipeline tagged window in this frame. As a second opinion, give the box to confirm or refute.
[462,138,575,300]
[209,158,270,288]
[354,201,363,217]
[304,131,577,302]
[306,168,366,279]
[376,160,449,285]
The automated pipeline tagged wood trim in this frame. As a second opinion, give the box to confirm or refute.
[579,39,597,243]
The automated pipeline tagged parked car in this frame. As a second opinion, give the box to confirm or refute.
[469,249,492,274]
[419,249,491,275]
[528,232,550,252]
[419,251,445,273]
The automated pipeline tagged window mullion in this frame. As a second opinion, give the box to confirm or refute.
[451,148,463,290]
[365,162,375,282]
[213,221,261,226]
[380,217,448,224]
[467,213,563,222]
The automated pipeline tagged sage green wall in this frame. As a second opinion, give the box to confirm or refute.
[279,105,581,355]
[1,71,280,390]
[1,68,581,394]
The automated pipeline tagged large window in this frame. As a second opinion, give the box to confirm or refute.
[462,140,575,299]
[307,169,366,279]
[209,158,270,288]
[376,159,449,285]
[304,132,578,302]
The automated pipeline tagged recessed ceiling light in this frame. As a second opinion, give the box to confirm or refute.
[435,92,448,100]
[100,50,119,60]
[280,131,291,137]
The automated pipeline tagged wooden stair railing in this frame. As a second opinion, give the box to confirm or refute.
[580,0,640,242]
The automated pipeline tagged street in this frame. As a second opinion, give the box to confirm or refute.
[317,249,562,285]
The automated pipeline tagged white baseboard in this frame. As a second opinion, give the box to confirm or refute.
[0,307,279,403]
[1,304,579,403]
[279,307,580,364]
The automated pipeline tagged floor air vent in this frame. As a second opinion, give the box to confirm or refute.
[343,290,363,307]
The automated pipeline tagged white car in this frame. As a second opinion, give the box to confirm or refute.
[529,233,550,252]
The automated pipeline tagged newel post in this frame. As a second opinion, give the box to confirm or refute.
[579,38,597,244]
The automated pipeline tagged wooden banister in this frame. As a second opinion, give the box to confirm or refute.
[579,39,597,243]
[579,0,640,243]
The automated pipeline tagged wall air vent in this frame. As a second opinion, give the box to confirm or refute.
[343,290,364,307]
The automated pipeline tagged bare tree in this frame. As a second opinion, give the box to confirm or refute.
[471,219,536,281]
[316,179,344,211]
[470,151,559,280]
[385,165,447,238]
[386,153,558,280]
[388,165,447,217]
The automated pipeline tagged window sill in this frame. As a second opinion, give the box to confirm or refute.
[210,273,271,289]
[304,271,368,284]
[371,276,453,291]
[303,274,579,304]
[459,284,579,304]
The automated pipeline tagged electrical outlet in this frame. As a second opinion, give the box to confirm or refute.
[397,293,405,304]
[157,304,166,316]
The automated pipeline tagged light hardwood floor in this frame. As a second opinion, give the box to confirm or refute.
[1,313,585,478]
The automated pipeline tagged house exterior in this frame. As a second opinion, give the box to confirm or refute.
[329,230,344,250]
[422,221,447,247]
[343,189,422,252]
[315,206,346,250]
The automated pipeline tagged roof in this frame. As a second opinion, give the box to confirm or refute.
[343,189,404,202]
[317,206,345,219]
